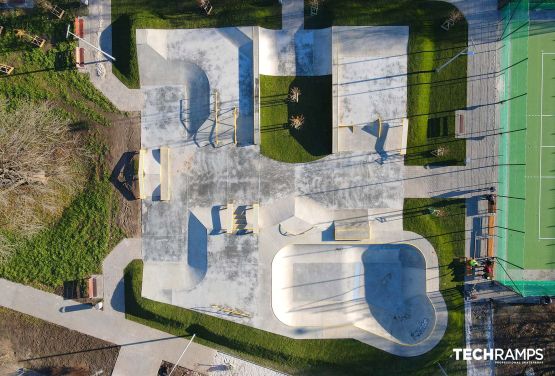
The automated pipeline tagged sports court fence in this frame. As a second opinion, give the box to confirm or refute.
[497,0,529,295]
[498,0,555,296]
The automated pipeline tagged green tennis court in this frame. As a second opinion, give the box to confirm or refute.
[524,25,555,271]
[497,1,555,296]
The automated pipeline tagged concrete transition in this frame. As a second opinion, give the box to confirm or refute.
[135,0,448,357]
[273,244,436,346]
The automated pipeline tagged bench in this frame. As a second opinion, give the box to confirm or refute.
[160,147,170,201]
[400,118,409,155]
[0,64,14,75]
[74,17,84,38]
[455,110,466,138]
[226,203,235,233]
[487,215,495,258]
[75,47,85,68]
[87,275,103,299]
[138,149,146,199]
[51,5,65,19]
[252,203,259,234]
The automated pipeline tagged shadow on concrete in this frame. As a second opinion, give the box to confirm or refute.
[110,278,126,313]
[210,205,225,235]
[59,304,93,313]
[187,212,208,285]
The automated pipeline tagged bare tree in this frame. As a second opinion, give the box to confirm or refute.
[0,102,87,244]
[289,87,301,103]
[290,114,305,130]
[449,9,464,23]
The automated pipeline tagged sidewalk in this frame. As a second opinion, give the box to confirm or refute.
[0,238,286,376]
[81,0,144,112]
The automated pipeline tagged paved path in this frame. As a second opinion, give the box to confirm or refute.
[402,0,501,261]
[81,0,144,111]
[282,0,304,31]
[101,238,141,317]
[0,238,286,376]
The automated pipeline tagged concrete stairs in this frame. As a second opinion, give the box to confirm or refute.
[233,206,248,233]
[224,204,259,234]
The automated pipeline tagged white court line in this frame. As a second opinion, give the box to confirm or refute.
[539,52,545,239]
[538,52,555,240]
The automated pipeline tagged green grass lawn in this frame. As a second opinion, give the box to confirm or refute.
[124,198,466,375]
[305,0,467,166]
[0,4,125,290]
[111,0,281,88]
[0,177,124,290]
[260,75,332,163]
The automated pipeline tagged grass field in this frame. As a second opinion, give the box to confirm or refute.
[0,4,125,290]
[124,198,466,375]
[111,0,281,88]
[260,75,332,163]
[0,177,123,290]
[305,0,467,166]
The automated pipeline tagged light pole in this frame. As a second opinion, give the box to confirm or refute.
[435,37,477,73]
[435,47,474,73]
[168,333,196,376]
[66,24,116,61]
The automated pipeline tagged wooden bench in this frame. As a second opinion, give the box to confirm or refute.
[487,215,495,259]
[75,47,85,68]
[455,110,466,138]
[160,147,170,201]
[252,203,259,234]
[138,149,146,199]
[226,203,235,233]
[400,118,409,155]
[74,17,84,38]
[51,5,65,19]
[0,64,14,75]
[86,275,103,299]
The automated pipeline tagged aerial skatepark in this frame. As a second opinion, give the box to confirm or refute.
[136,5,447,357]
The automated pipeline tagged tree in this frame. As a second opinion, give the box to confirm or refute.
[289,87,301,103]
[290,114,305,130]
[0,102,87,243]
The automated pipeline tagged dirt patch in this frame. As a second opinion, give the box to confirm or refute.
[158,360,205,376]
[0,307,119,375]
[494,302,555,375]
[96,111,141,237]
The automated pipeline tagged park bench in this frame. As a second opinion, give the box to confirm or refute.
[75,47,85,68]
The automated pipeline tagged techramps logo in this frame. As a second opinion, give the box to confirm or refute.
[453,348,544,365]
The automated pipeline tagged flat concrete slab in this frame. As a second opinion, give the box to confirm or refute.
[259,28,332,76]
[334,26,408,154]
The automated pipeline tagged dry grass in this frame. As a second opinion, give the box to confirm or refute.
[0,102,87,255]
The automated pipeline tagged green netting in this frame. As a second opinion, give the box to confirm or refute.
[497,0,528,294]
[530,0,555,10]
[498,0,555,297]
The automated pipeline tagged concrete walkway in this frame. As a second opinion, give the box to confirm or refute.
[81,0,144,111]
[259,0,331,76]
[0,238,286,376]
[101,238,141,317]
[282,0,304,31]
